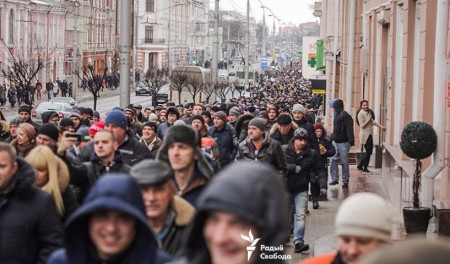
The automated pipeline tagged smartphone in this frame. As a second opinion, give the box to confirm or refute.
[67,133,81,141]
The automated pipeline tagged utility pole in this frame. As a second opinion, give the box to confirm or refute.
[119,0,131,107]
[72,1,79,100]
[168,2,171,71]
[244,0,250,90]
[212,0,219,84]
[262,7,266,58]
[132,0,137,91]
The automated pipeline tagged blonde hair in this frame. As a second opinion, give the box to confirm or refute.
[25,145,65,216]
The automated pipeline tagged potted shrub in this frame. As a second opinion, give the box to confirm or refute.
[400,121,437,234]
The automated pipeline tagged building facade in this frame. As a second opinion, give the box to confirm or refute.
[319,0,450,235]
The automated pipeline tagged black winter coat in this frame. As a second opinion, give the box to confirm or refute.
[293,118,319,150]
[330,109,355,146]
[0,158,62,264]
[83,151,131,187]
[209,124,238,168]
[236,133,287,175]
[78,134,152,166]
[282,143,327,194]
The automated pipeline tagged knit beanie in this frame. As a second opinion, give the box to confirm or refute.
[93,111,100,119]
[248,117,265,131]
[214,111,227,123]
[17,123,36,139]
[105,110,127,129]
[335,192,392,242]
[59,118,74,128]
[292,104,305,114]
[10,117,22,126]
[277,114,292,125]
[258,111,269,119]
[76,126,91,141]
[229,106,241,117]
[69,112,82,121]
[124,108,135,116]
[142,121,158,133]
[18,104,31,114]
[148,113,158,121]
[38,123,60,142]
[89,120,105,137]
[190,115,205,125]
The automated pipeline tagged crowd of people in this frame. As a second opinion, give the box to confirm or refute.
[0,63,448,264]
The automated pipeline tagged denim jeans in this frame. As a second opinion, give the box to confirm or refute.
[291,191,308,244]
[330,141,351,184]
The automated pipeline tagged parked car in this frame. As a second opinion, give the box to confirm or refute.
[156,84,169,105]
[50,97,78,108]
[135,82,151,96]
[32,101,76,123]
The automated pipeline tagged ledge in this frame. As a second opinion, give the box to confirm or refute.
[383,144,415,178]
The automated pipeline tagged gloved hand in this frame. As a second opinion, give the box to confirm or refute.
[320,188,327,197]
[295,166,302,174]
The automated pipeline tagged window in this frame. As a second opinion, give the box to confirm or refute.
[146,0,154,12]
[8,9,14,44]
[145,26,153,43]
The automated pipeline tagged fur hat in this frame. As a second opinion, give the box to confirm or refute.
[105,110,127,130]
[335,192,392,242]
[214,111,227,123]
[18,123,36,139]
[166,107,180,120]
[248,117,265,131]
[38,123,60,142]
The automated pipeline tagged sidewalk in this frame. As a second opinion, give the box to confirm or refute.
[0,87,121,116]
[287,165,404,264]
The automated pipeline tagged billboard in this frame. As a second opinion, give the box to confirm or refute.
[302,36,319,79]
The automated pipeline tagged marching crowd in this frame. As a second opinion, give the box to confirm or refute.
[0,63,449,264]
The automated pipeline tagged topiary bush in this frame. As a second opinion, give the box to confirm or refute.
[400,121,437,160]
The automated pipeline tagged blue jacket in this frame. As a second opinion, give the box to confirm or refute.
[47,174,172,264]
[208,124,238,168]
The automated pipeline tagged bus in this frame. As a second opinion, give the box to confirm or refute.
[170,66,212,104]
[233,65,258,88]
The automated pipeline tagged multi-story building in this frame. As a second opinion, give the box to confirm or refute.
[318,0,450,236]
[0,0,66,84]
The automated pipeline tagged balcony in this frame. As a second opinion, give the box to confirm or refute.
[144,38,165,44]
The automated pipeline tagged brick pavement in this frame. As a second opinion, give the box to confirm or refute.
[285,165,404,264]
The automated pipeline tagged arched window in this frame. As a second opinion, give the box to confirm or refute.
[8,9,14,44]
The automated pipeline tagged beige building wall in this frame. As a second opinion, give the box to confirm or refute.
[321,0,450,231]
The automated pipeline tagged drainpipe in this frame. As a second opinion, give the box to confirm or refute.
[345,0,356,112]
[422,0,447,209]
[331,0,339,112]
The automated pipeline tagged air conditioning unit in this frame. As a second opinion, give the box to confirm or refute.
[378,10,391,25]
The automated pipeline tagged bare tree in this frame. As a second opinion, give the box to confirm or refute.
[0,53,46,106]
[169,70,188,105]
[74,63,108,110]
[203,78,216,104]
[215,82,231,103]
[186,75,203,104]
[141,68,168,108]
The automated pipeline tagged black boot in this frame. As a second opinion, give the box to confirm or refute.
[312,197,319,209]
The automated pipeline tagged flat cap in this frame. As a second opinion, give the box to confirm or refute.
[130,160,173,186]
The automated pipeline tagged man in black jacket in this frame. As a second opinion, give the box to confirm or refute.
[78,109,151,166]
[329,99,355,188]
[236,117,287,176]
[84,130,130,187]
[0,142,62,263]
[131,160,195,257]
[281,127,327,253]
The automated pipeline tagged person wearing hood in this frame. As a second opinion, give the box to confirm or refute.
[131,160,195,258]
[47,174,172,264]
[282,127,327,253]
[0,142,62,263]
[84,130,131,188]
[156,125,214,208]
[181,162,289,264]
[208,111,238,168]
[41,111,60,126]
[69,112,82,131]
[234,114,255,143]
[329,99,354,188]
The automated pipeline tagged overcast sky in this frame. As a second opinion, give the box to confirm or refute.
[210,0,319,26]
